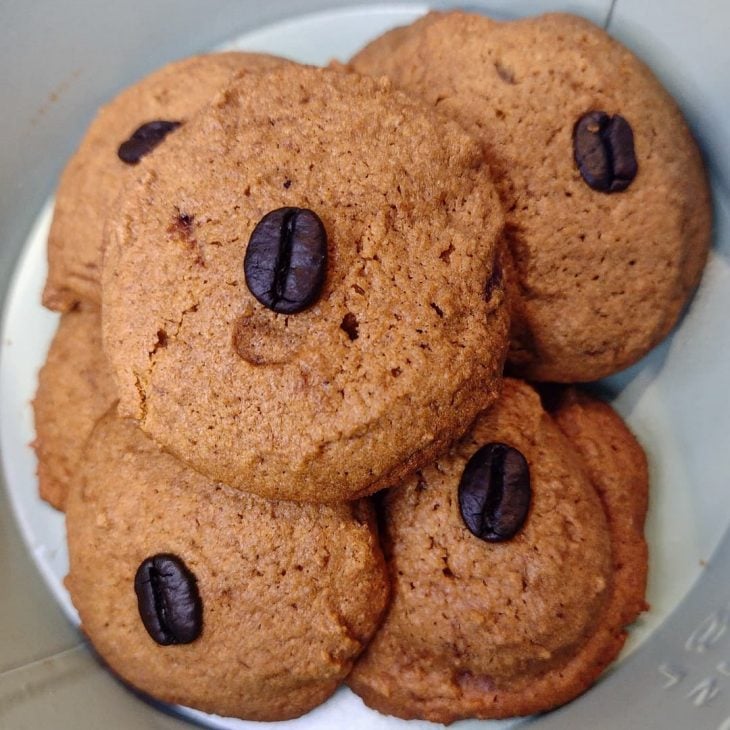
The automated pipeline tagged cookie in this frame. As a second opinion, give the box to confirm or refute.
[102,64,509,503]
[43,51,286,312]
[548,386,649,623]
[32,304,117,510]
[65,413,389,721]
[350,11,712,381]
[347,379,648,722]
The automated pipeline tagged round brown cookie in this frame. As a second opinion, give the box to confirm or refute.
[102,64,508,503]
[43,52,287,312]
[347,379,648,722]
[548,386,649,624]
[65,413,389,721]
[32,304,117,510]
[350,11,712,382]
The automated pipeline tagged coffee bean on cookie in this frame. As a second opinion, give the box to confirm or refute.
[244,207,327,314]
[348,379,648,723]
[134,553,202,645]
[66,414,389,720]
[350,12,711,382]
[458,442,531,541]
[573,111,637,192]
[102,65,508,503]
[117,121,181,164]
[44,53,288,312]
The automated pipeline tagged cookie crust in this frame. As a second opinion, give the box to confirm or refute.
[102,64,508,502]
[351,11,712,381]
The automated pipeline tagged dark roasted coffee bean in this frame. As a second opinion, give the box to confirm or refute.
[573,111,637,192]
[134,553,202,645]
[118,120,181,164]
[458,442,531,542]
[244,207,327,314]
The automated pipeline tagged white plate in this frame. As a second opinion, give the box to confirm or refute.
[2,4,729,729]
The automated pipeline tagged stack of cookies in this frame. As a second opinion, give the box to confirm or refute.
[33,11,711,724]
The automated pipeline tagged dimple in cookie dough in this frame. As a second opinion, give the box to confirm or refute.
[102,64,509,503]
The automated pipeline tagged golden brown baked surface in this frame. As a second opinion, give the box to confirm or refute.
[102,64,508,502]
[32,304,117,510]
[65,414,389,721]
[550,385,650,626]
[351,11,712,382]
[348,379,648,722]
[44,52,287,312]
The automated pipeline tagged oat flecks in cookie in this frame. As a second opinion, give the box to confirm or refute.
[348,379,648,722]
[43,51,288,312]
[102,64,508,503]
[65,414,389,721]
[350,11,712,381]
[32,304,118,510]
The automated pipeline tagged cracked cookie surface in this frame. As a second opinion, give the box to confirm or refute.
[44,52,287,312]
[102,64,508,502]
[350,11,712,381]
[65,414,389,721]
[348,379,648,722]
[32,304,118,510]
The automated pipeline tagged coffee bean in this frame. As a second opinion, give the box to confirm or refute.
[244,207,327,314]
[118,121,181,164]
[458,442,531,542]
[134,553,202,645]
[573,111,637,192]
